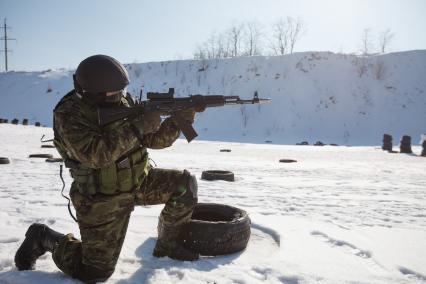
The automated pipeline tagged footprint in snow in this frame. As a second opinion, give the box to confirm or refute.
[398,266,426,281]
[310,230,371,258]
[0,237,19,243]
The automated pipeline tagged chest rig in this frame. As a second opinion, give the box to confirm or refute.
[53,91,149,196]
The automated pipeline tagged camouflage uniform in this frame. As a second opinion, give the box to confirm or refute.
[51,91,196,283]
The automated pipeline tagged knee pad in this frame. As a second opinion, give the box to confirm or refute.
[185,170,198,199]
[187,172,198,198]
[172,170,198,204]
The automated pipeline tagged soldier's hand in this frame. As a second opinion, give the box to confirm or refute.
[131,112,161,135]
[191,95,206,112]
[176,109,196,124]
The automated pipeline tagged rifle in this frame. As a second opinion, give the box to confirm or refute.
[98,88,271,142]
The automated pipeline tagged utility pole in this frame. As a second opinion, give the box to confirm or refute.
[1,18,16,72]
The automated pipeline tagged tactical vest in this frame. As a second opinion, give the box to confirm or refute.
[53,91,149,196]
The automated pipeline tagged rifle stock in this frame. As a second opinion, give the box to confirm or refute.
[98,106,141,126]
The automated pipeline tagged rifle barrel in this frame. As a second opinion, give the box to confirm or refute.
[224,96,271,105]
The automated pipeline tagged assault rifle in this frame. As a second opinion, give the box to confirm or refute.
[98,88,270,142]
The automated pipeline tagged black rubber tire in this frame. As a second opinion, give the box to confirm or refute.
[0,157,10,164]
[41,145,56,148]
[45,158,63,163]
[279,159,297,163]
[180,203,251,256]
[29,154,53,159]
[201,170,235,182]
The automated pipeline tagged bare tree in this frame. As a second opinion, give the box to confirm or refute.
[206,33,218,59]
[243,21,263,56]
[378,29,395,53]
[269,17,304,55]
[361,28,373,55]
[228,23,244,57]
[193,45,206,60]
[193,17,305,59]
[217,32,231,58]
[288,17,304,54]
[193,31,231,59]
[270,18,289,55]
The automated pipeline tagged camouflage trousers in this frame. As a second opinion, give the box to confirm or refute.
[52,168,196,283]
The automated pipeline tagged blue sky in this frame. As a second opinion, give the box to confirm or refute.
[1,0,425,71]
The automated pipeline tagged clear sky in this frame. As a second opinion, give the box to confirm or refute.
[1,0,425,71]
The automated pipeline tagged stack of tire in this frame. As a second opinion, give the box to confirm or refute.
[400,135,412,154]
[421,140,426,157]
[382,134,393,152]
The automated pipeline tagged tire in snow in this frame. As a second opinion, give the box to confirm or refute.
[179,203,251,256]
[201,170,235,182]
[0,157,10,164]
[29,154,53,159]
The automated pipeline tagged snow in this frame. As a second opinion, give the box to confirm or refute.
[1,51,426,145]
[0,124,425,284]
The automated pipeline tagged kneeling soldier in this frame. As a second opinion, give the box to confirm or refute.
[15,55,202,283]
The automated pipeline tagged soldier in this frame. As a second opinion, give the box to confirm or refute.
[14,55,202,283]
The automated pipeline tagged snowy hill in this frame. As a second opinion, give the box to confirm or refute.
[0,124,425,283]
[1,51,425,145]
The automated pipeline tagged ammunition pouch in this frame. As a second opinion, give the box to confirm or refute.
[70,148,149,195]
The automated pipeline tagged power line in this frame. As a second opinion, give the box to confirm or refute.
[1,18,16,72]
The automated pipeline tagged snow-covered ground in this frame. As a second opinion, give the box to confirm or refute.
[1,50,425,145]
[0,124,425,284]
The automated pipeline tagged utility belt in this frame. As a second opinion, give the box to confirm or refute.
[69,148,149,196]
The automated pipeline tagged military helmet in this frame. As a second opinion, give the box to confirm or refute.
[74,55,129,94]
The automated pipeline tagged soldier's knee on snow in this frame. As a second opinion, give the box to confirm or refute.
[74,264,115,284]
[171,170,198,206]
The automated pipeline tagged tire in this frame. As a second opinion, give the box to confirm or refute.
[45,158,63,163]
[220,149,231,152]
[279,159,297,163]
[201,170,234,182]
[29,154,53,159]
[179,203,251,256]
[0,157,10,164]
[41,145,56,148]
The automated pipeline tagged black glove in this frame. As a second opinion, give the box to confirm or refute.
[176,109,196,124]
[131,112,161,137]
[191,95,206,112]
[173,95,205,124]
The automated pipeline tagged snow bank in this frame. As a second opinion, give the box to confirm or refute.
[1,51,425,145]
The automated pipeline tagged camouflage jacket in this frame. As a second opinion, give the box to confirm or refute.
[53,90,181,169]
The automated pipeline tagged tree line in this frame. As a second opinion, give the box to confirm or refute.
[193,17,305,60]
[193,17,396,59]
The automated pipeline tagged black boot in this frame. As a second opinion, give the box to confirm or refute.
[153,223,199,261]
[15,223,65,270]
